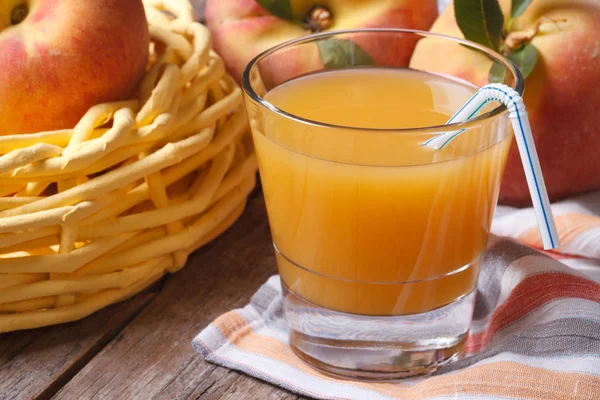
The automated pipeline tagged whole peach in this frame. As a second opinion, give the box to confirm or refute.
[411,0,600,205]
[205,0,438,82]
[0,0,149,135]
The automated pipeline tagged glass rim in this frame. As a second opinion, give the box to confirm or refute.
[241,28,524,134]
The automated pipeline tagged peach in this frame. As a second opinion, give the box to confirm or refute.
[205,0,438,82]
[0,0,149,135]
[411,0,600,205]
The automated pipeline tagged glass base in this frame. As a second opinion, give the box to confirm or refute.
[282,282,473,381]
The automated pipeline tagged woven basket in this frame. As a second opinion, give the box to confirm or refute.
[0,0,257,332]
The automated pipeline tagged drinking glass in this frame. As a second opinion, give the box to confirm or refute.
[242,29,523,380]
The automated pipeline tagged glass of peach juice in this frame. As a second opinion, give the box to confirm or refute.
[242,29,523,380]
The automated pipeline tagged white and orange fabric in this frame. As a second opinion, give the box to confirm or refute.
[195,190,600,400]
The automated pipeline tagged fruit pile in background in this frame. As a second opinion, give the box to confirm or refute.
[206,0,600,206]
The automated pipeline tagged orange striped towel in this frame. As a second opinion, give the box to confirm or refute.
[194,190,600,399]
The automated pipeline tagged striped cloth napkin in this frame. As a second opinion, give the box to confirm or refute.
[193,190,600,400]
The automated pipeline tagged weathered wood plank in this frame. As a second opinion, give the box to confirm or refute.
[0,291,157,400]
[53,195,294,399]
[218,375,300,400]
[187,367,243,399]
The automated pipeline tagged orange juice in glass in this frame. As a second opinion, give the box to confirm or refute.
[243,30,522,380]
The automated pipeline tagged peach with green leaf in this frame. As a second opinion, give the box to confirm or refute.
[411,0,600,206]
[205,0,439,82]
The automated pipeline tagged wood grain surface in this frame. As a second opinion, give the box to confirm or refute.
[49,194,299,399]
[0,194,303,399]
[0,292,157,400]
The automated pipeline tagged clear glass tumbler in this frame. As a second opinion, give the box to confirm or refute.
[242,29,523,380]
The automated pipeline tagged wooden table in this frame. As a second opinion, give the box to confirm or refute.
[0,192,306,400]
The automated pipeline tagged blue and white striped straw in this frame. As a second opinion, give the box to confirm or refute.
[424,83,560,250]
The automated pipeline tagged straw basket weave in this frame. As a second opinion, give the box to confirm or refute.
[0,0,257,332]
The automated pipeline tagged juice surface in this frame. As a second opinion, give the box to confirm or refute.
[253,68,511,315]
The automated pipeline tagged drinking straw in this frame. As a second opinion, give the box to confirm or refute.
[424,83,560,250]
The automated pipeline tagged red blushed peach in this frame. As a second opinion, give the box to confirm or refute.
[205,0,438,83]
[0,0,149,135]
[411,0,600,205]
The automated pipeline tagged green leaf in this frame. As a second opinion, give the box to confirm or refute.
[489,61,507,83]
[317,39,375,70]
[511,0,533,19]
[454,0,505,50]
[508,43,538,78]
[255,0,295,22]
